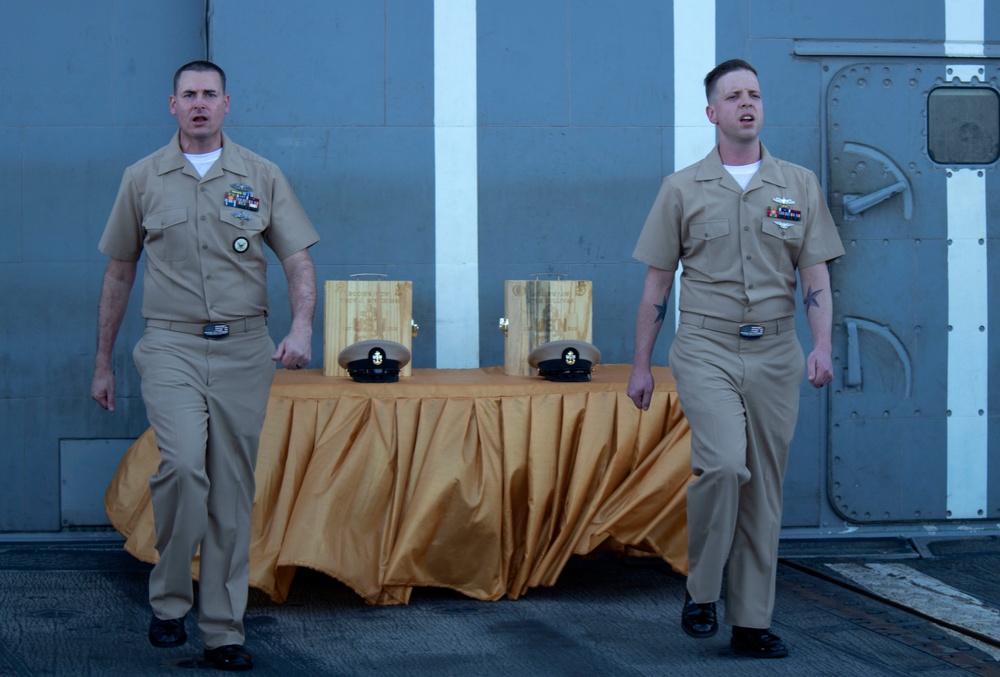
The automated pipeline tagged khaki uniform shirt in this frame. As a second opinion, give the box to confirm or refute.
[99,132,319,322]
[634,144,845,323]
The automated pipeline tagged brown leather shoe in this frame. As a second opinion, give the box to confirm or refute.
[148,614,186,648]
[681,591,718,638]
[731,626,788,658]
[204,644,254,671]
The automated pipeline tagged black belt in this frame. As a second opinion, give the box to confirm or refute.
[679,312,793,339]
[145,316,267,339]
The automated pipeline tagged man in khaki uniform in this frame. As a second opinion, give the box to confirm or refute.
[91,61,319,671]
[627,59,844,658]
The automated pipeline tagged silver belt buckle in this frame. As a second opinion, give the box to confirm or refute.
[203,323,230,339]
[739,324,764,340]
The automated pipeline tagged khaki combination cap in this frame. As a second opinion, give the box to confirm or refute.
[338,339,411,382]
[527,340,601,382]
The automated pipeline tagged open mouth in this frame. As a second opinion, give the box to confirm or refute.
[740,114,755,122]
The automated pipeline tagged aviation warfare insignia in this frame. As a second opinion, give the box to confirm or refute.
[224,184,260,211]
[233,237,250,253]
[231,211,252,221]
[772,196,796,206]
[773,220,791,230]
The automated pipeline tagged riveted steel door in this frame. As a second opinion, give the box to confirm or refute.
[828,61,998,523]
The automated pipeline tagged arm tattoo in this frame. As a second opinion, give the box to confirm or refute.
[654,296,668,324]
[803,286,823,314]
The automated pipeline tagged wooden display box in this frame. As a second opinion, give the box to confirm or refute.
[323,279,413,377]
[502,279,592,376]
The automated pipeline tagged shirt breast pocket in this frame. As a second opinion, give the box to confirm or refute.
[220,208,266,259]
[142,208,189,262]
[688,219,731,273]
[761,219,804,271]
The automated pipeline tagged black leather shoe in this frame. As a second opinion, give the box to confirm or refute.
[731,626,788,658]
[204,644,254,671]
[148,615,186,648]
[681,591,718,638]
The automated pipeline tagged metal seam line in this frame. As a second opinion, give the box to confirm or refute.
[945,0,987,519]
[672,0,717,327]
[434,0,480,368]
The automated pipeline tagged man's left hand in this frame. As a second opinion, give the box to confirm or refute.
[806,349,833,388]
[272,332,312,370]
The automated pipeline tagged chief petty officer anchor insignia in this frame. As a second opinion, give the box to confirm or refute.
[225,183,257,253]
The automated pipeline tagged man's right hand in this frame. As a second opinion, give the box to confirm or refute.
[627,367,655,411]
[92,366,116,411]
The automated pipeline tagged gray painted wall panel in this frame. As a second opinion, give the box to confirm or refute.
[569,0,672,126]
[656,128,673,191]
[386,0,434,126]
[112,0,207,125]
[0,128,22,263]
[292,127,435,266]
[717,0,751,61]
[2,260,144,403]
[753,45,824,158]
[476,124,663,364]
[478,126,660,266]
[989,3,1000,44]
[60,439,136,527]
[216,0,387,126]
[478,0,569,126]
[749,0,945,41]
[22,127,176,263]
[0,399,28,527]
[785,396,823,528]
[0,1,115,127]
[22,397,148,531]
[0,0,204,128]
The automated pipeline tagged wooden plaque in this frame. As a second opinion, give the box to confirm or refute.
[503,279,593,376]
[323,279,413,377]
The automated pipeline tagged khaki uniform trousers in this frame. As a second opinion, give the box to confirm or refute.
[668,320,804,629]
[133,323,275,649]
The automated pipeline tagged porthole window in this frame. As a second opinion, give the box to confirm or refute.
[927,87,1000,165]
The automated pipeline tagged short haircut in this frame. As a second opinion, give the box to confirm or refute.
[173,60,227,94]
[704,59,757,102]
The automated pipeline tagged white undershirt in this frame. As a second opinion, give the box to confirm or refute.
[184,149,222,178]
[724,160,761,191]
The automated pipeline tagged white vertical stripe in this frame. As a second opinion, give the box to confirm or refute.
[947,169,988,518]
[945,0,985,57]
[434,0,480,368]
[672,0,717,324]
[673,0,716,170]
[944,0,988,519]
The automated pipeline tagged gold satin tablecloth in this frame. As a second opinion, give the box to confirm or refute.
[105,364,692,606]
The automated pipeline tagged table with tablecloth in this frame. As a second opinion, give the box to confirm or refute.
[105,364,692,606]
